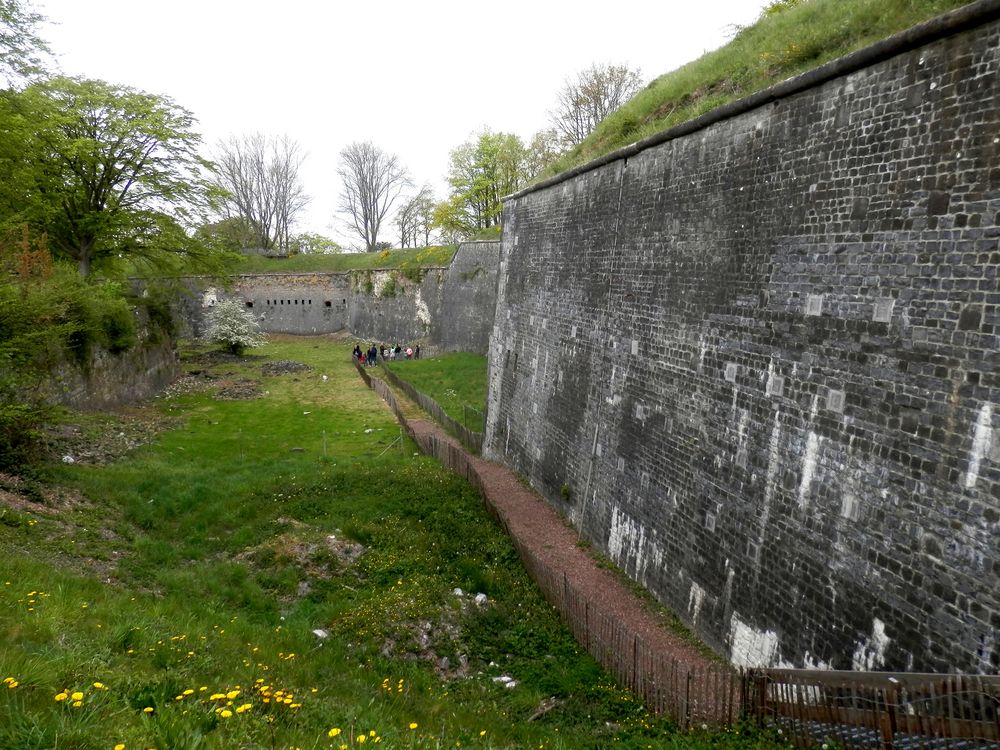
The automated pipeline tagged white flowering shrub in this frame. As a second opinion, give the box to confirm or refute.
[203,300,266,355]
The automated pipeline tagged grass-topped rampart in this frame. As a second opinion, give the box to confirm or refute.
[235,246,458,275]
[541,0,974,179]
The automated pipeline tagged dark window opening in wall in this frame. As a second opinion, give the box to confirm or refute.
[280,300,284,305]
[342,299,346,305]
[308,299,312,305]
[294,299,298,305]
[287,300,291,305]
[245,301,253,308]
[324,300,332,307]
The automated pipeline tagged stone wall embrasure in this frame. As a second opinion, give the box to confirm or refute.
[195,241,500,354]
[485,4,1000,673]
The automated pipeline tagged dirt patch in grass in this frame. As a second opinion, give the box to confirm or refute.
[261,360,312,377]
[0,472,86,513]
[214,379,263,400]
[43,408,181,466]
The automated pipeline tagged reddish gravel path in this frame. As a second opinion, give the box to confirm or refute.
[353,359,742,722]
[404,417,713,671]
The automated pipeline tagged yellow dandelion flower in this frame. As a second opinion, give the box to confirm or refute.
[357,736,366,744]
[54,691,68,702]
[226,689,240,699]
[236,703,252,713]
[5,679,18,689]
[220,709,233,718]
[72,700,82,708]
[328,728,341,738]
[480,730,487,736]
[409,723,418,730]
[93,682,106,690]
[183,689,194,695]
[209,693,225,701]
[370,730,376,737]
[142,706,154,714]
[115,744,125,750]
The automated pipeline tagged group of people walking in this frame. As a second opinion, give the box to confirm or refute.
[352,342,420,366]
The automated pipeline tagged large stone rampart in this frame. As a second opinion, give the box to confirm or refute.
[485,2,1000,673]
[188,241,500,354]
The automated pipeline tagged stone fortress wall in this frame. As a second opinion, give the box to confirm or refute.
[484,2,1000,673]
[196,241,500,354]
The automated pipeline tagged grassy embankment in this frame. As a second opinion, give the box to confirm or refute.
[542,0,974,179]
[384,353,489,432]
[0,336,788,750]
[235,246,458,275]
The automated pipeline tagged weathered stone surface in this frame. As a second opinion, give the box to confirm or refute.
[485,12,1000,673]
[180,241,500,354]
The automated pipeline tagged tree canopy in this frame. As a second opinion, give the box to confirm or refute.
[436,130,529,239]
[0,0,49,84]
[0,76,217,277]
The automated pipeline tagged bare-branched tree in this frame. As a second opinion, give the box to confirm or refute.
[212,133,309,253]
[395,184,435,248]
[337,141,410,253]
[549,63,643,146]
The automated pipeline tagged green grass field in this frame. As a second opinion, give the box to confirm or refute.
[384,353,488,431]
[0,336,787,749]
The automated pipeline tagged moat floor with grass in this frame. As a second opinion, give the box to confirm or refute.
[0,335,788,750]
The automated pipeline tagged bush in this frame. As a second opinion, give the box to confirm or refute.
[63,281,137,362]
[203,299,266,355]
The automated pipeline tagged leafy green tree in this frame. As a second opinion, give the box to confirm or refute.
[193,216,258,254]
[203,299,266,355]
[440,130,528,238]
[0,76,216,277]
[0,0,50,84]
[289,232,341,255]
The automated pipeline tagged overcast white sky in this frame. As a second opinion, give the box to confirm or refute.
[37,0,769,249]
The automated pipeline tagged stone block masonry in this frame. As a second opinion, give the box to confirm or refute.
[485,3,1000,673]
[182,241,501,354]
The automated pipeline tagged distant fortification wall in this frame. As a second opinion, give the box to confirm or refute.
[189,241,500,353]
[485,3,1000,673]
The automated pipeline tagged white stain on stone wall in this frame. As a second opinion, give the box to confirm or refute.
[798,431,820,509]
[964,403,993,489]
[608,505,647,574]
[729,613,780,668]
[851,618,890,670]
[414,290,430,329]
[688,582,707,624]
[201,288,218,307]
[372,270,391,297]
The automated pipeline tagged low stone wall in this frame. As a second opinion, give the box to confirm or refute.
[50,335,179,411]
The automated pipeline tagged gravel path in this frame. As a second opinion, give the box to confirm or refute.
[405,417,713,670]
[360,363,741,723]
